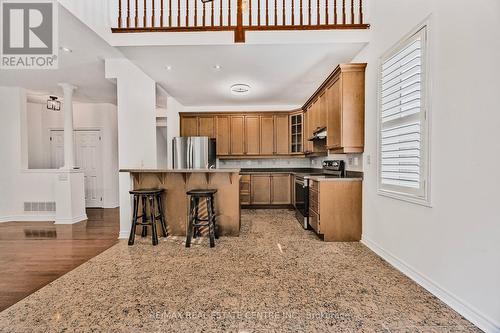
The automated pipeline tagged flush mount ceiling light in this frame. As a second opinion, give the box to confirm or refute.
[47,96,61,111]
[213,64,222,70]
[230,84,251,96]
[60,46,72,53]
[166,65,172,70]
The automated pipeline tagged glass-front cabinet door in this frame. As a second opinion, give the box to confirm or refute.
[290,112,303,154]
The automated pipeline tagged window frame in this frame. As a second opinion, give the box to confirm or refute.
[377,20,432,207]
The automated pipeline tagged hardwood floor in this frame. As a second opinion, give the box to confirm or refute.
[0,208,119,312]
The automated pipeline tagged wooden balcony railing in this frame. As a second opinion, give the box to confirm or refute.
[112,0,369,42]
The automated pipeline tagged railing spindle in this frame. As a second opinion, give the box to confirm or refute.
[300,0,303,25]
[249,0,252,26]
[274,0,277,25]
[177,0,180,26]
[316,0,319,24]
[118,0,123,28]
[258,0,261,25]
[211,1,214,26]
[161,0,164,26]
[265,0,268,25]
[186,0,189,26]
[359,0,363,24]
[291,0,294,25]
[229,0,232,25]
[282,0,285,25]
[143,0,147,27]
[220,0,223,26]
[127,0,131,27]
[152,0,155,27]
[342,0,345,24]
[333,0,337,24]
[169,0,172,26]
[350,0,354,24]
[325,0,328,24]
[195,0,198,26]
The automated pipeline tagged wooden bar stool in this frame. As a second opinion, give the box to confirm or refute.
[129,188,168,246]
[185,189,218,248]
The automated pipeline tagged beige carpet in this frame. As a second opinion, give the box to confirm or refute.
[0,210,479,332]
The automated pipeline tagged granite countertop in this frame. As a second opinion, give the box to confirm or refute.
[120,168,241,173]
[307,175,363,182]
[239,168,324,174]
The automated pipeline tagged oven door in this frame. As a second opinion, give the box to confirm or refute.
[294,177,309,229]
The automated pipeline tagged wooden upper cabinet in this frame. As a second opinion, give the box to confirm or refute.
[260,115,274,155]
[325,64,366,153]
[180,116,198,136]
[274,114,289,155]
[271,174,291,204]
[245,116,260,155]
[318,91,327,129]
[326,79,342,149]
[251,175,271,205]
[230,116,245,155]
[198,116,215,138]
[216,116,230,156]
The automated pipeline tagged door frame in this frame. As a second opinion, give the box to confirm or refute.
[48,127,104,208]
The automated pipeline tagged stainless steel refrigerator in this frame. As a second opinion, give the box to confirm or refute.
[172,137,217,169]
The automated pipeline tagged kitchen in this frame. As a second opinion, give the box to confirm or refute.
[121,63,365,244]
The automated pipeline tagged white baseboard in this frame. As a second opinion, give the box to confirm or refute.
[54,213,88,225]
[361,236,500,333]
[118,230,129,239]
[0,215,56,223]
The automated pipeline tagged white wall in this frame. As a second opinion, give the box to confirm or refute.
[166,96,182,168]
[0,87,57,222]
[27,102,120,208]
[354,0,500,331]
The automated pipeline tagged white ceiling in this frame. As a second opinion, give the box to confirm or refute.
[0,5,123,103]
[119,42,366,108]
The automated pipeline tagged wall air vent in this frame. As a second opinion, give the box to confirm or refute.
[24,202,56,212]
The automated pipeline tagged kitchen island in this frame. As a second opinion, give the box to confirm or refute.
[120,169,241,236]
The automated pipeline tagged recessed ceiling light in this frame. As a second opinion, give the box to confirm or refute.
[166,65,172,70]
[60,46,72,53]
[230,84,251,96]
[213,64,222,70]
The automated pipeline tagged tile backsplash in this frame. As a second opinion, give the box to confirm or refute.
[218,153,363,171]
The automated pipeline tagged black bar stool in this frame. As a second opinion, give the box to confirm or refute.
[129,188,168,246]
[185,189,218,248]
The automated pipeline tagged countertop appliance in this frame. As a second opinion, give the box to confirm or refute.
[293,160,345,229]
[172,137,216,169]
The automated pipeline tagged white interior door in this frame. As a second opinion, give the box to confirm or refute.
[50,130,103,208]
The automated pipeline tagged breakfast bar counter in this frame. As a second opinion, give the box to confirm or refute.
[120,169,241,237]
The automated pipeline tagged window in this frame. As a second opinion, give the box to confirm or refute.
[378,24,430,205]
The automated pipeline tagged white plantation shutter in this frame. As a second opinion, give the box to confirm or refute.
[378,25,430,203]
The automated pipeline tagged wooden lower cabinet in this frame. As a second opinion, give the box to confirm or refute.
[270,174,291,204]
[240,175,251,205]
[241,173,292,206]
[250,175,271,204]
[309,179,362,242]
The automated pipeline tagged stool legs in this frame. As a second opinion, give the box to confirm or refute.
[128,195,139,246]
[207,196,215,248]
[210,196,219,239]
[156,193,168,238]
[185,197,195,248]
[149,195,158,246]
[141,196,148,237]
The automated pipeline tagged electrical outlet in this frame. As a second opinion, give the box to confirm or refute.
[348,157,353,165]
[366,155,371,165]
[354,157,359,166]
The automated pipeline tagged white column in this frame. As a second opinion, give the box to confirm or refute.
[58,83,77,169]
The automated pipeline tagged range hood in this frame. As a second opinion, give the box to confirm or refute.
[308,127,327,141]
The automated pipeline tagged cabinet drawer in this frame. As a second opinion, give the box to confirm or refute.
[309,209,320,233]
[310,180,319,192]
[240,193,250,205]
[310,197,319,214]
[240,181,250,192]
[309,188,319,206]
